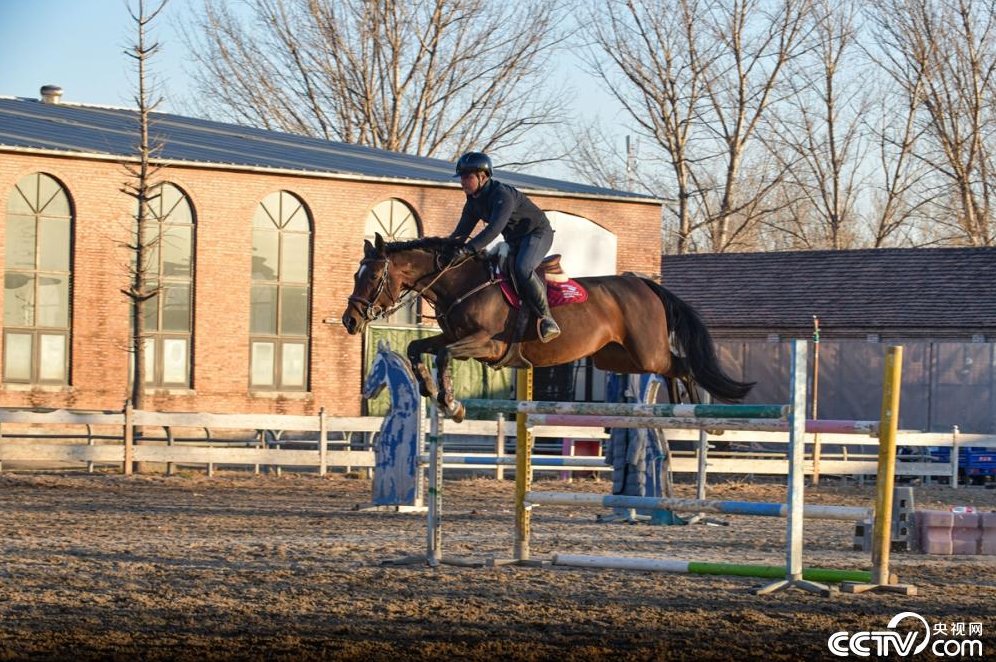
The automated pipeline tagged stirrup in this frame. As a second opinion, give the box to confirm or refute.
[537,317,561,343]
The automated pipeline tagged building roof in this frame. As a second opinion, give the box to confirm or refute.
[0,95,655,203]
[661,246,996,339]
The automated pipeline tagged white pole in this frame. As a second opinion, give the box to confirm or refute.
[426,405,442,566]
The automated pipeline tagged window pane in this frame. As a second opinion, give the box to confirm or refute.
[7,182,34,215]
[386,298,417,326]
[144,338,156,384]
[160,184,181,217]
[143,290,159,331]
[251,341,274,386]
[250,284,277,334]
[37,175,65,216]
[4,273,35,326]
[162,284,191,332]
[281,232,309,282]
[4,332,32,381]
[41,188,70,218]
[38,218,70,271]
[252,228,279,280]
[282,194,308,231]
[253,199,277,228]
[6,215,36,268]
[162,225,191,277]
[281,342,306,387]
[39,333,66,382]
[36,275,69,327]
[162,337,188,385]
[140,222,162,278]
[167,196,193,225]
[280,286,309,336]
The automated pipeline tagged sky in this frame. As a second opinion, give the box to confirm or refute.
[0,0,197,111]
[0,0,626,181]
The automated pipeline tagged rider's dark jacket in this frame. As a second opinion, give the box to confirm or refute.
[450,179,552,252]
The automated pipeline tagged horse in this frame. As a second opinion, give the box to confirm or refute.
[362,340,422,507]
[342,233,753,421]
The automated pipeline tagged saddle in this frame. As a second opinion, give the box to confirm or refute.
[488,245,588,309]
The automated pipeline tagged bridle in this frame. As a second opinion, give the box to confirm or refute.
[348,251,475,322]
[347,256,395,321]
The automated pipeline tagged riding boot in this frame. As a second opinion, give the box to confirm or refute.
[522,273,561,343]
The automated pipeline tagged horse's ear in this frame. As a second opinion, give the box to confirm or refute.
[374,232,386,254]
[363,239,375,258]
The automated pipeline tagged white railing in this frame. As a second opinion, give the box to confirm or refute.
[0,407,992,486]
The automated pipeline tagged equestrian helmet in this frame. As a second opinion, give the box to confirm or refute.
[454,152,493,177]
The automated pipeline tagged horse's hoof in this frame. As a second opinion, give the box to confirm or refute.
[449,402,466,424]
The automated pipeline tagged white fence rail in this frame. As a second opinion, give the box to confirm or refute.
[0,407,993,485]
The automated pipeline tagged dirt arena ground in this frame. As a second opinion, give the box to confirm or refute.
[0,471,993,661]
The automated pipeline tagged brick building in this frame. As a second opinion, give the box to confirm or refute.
[0,91,662,416]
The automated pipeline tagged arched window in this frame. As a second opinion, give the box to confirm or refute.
[142,183,194,387]
[364,198,420,325]
[250,191,311,390]
[4,173,72,384]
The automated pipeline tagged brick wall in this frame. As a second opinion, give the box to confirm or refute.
[0,152,662,415]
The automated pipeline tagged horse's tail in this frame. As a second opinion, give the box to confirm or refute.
[642,279,754,402]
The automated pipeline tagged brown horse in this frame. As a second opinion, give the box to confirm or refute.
[341,234,752,420]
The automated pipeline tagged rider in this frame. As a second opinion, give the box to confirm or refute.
[447,151,561,343]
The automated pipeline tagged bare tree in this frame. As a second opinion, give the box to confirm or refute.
[183,0,568,161]
[763,0,870,249]
[573,0,713,253]
[575,0,812,253]
[696,0,813,252]
[121,0,169,412]
[867,0,996,246]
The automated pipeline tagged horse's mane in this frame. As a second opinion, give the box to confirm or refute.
[384,236,462,254]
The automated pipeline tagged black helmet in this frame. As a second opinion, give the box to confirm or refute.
[454,152,492,177]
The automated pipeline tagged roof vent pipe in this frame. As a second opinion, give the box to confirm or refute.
[40,85,63,104]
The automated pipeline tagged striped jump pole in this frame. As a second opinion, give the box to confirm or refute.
[553,553,875,584]
[422,454,614,469]
[524,491,870,521]
[426,404,443,566]
[523,414,878,434]
[514,368,533,563]
[464,400,790,420]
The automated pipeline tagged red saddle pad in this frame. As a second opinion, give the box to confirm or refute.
[498,277,588,309]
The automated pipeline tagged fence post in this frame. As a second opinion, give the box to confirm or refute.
[123,401,134,476]
[166,427,175,476]
[950,425,960,489]
[319,408,328,477]
[495,414,506,481]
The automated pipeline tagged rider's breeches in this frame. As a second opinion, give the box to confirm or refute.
[511,231,553,290]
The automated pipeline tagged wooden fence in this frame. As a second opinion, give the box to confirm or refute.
[0,407,993,486]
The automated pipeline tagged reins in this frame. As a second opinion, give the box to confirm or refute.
[350,251,498,323]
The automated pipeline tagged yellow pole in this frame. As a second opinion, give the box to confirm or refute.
[513,368,533,561]
[872,346,902,585]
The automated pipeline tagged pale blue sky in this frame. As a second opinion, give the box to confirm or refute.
[0,0,624,179]
[0,0,196,111]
